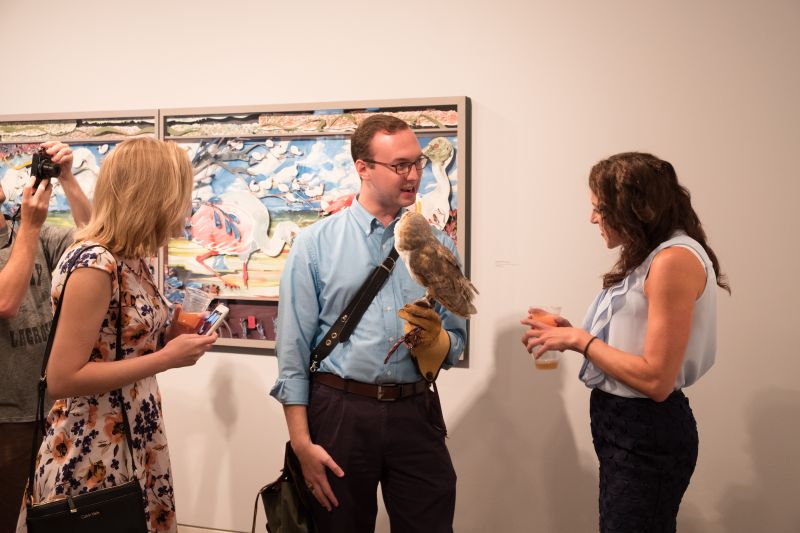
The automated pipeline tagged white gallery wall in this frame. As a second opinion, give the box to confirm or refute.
[2,1,798,531]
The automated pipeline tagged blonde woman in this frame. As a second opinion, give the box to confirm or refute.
[17,138,216,533]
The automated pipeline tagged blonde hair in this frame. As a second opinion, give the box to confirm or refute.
[75,137,193,258]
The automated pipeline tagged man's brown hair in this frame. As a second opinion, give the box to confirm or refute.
[350,114,410,164]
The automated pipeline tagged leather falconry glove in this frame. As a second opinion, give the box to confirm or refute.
[397,301,450,382]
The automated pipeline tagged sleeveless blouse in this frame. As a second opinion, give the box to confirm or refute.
[579,233,718,398]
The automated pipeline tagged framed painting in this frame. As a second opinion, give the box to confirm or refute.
[0,110,158,227]
[161,97,470,351]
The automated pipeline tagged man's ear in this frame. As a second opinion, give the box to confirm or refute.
[355,159,371,181]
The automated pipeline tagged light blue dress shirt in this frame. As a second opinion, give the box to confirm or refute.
[579,233,718,398]
[270,198,467,405]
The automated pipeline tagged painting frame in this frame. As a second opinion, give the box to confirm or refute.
[0,109,159,226]
[160,97,471,354]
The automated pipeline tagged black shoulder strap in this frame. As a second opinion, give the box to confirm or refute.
[309,248,398,372]
[26,245,138,507]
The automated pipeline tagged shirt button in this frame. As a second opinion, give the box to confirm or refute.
[385,306,392,311]
[387,370,392,375]
[388,336,394,342]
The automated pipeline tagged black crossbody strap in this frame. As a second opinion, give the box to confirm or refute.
[26,246,138,508]
[309,248,398,372]
[113,262,139,478]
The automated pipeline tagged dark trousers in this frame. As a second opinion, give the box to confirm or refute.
[0,421,40,533]
[590,388,698,533]
[308,380,456,533]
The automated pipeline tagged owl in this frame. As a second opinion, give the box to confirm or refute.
[394,211,478,317]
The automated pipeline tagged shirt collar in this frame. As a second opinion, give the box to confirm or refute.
[349,196,407,236]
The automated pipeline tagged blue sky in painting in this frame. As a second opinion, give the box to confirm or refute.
[183,136,458,216]
[0,143,110,218]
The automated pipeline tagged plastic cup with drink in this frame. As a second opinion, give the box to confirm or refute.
[176,287,212,330]
[528,305,561,370]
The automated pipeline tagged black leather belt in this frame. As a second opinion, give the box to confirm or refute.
[313,373,428,402]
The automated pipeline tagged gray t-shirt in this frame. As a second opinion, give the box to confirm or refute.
[0,220,73,423]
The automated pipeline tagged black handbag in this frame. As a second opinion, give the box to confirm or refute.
[26,480,147,533]
[252,443,316,533]
[252,248,399,533]
[25,245,148,533]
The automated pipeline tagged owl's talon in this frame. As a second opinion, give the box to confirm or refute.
[412,297,433,309]
[383,326,423,364]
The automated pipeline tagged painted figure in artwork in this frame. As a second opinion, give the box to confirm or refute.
[416,137,454,231]
[189,190,299,288]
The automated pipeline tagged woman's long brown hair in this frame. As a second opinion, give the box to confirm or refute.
[589,152,730,293]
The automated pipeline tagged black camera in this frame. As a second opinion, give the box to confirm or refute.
[30,148,61,189]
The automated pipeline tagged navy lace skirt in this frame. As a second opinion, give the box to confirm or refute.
[590,388,698,533]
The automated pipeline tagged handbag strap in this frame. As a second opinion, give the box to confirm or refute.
[26,245,139,507]
[251,486,265,533]
[309,247,398,372]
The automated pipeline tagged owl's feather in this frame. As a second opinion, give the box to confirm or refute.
[395,211,478,318]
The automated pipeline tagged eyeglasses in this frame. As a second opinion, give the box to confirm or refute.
[362,154,429,177]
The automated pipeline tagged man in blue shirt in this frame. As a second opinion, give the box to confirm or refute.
[270,115,466,533]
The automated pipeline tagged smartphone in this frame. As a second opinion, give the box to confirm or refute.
[197,304,229,336]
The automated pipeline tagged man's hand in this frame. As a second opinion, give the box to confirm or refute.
[40,141,91,227]
[20,176,52,230]
[293,440,344,512]
[397,301,450,382]
[41,141,74,182]
[284,405,344,513]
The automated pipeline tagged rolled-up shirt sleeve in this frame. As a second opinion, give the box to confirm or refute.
[269,232,320,405]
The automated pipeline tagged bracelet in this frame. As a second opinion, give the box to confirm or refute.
[582,336,598,357]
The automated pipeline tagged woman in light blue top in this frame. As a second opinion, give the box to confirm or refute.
[522,152,730,533]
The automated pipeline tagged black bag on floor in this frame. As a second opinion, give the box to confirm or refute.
[252,442,316,533]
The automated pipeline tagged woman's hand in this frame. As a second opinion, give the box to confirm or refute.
[527,307,572,328]
[520,310,589,358]
[160,333,217,369]
[165,304,206,340]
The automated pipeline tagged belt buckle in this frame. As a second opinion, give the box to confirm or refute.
[376,384,398,402]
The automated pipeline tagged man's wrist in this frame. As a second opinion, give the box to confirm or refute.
[57,172,77,188]
[291,436,313,452]
[16,220,44,238]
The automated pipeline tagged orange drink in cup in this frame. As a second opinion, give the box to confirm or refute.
[530,310,559,327]
[176,311,204,330]
[535,354,560,370]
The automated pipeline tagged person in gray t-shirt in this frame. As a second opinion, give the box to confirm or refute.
[0,141,91,530]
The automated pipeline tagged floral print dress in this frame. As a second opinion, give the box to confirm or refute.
[17,243,177,533]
